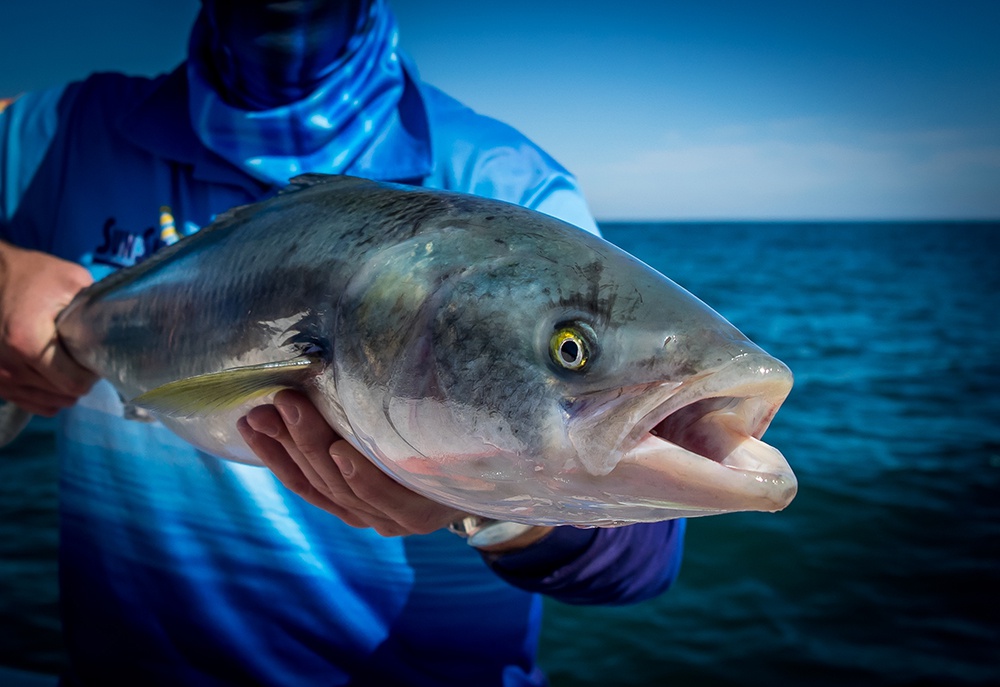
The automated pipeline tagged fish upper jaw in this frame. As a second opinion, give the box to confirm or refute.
[626,355,792,452]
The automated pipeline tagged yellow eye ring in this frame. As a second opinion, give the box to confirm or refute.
[551,328,589,371]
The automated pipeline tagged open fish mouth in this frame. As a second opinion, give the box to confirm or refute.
[613,358,797,516]
[643,386,784,470]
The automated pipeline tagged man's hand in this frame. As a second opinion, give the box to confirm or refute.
[0,242,97,415]
[238,389,467,537]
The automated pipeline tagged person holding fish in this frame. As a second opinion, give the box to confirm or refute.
[0,1,691,684]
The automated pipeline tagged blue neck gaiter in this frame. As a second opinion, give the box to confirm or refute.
[187,0,404,186]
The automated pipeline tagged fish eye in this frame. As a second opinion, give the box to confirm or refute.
[550,326,591,371]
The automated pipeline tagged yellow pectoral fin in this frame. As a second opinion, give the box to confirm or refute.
[132,356,324,419]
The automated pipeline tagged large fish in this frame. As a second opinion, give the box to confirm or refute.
[12,175,797,525]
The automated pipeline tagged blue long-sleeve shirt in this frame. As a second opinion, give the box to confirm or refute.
[0,58,683,686]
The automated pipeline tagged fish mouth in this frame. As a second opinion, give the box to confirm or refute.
[613,357,797,516]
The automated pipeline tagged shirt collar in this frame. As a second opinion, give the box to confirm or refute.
[119,57,433,194]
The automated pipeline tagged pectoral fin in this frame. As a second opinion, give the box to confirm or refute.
[132,356,324,419]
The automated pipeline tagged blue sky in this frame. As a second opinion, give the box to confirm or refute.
[2,0,997,220]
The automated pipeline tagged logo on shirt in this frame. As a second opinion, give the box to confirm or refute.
[93,206,191,269]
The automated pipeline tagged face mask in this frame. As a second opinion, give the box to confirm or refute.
[197,0,366,110]
[188,0,404,185]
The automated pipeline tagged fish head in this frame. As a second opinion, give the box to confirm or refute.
[334,211,795,525]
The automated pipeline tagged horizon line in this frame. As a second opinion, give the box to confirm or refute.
[594,217,1000,225]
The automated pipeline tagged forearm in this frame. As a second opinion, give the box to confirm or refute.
[483,519,686,606]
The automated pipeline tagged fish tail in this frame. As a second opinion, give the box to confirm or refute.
[0,402,32,448]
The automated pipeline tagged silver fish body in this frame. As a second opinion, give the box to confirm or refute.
[55,174,796,525]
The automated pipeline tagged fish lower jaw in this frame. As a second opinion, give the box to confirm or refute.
[618,431,797,514]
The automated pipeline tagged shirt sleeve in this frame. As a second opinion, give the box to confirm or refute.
[484,519,686,606]
[0,84,75,247]
[462,141,601,237]
[530,183,601,237]
[420,82,601,236]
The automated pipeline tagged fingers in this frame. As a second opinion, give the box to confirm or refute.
[323,437,464,536]
[0,336,96,409]
[16,296,96,397]
[240,396,399,531]
[272,393,397,524]
[240,390,464,536]
[242,400,385,522]
[237,413,370,528]
[41,339,99,397]
[0,245,96,407]
[248,396,336,490]
[0,369,79,415]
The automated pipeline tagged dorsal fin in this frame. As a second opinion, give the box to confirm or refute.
[280,173,377,196]
[210,201,256,225]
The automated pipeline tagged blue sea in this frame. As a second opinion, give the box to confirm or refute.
[1,222,998,686]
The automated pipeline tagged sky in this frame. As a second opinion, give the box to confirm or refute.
[1,0,997,220]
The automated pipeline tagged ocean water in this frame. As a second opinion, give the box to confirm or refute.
[1,222,998,685]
